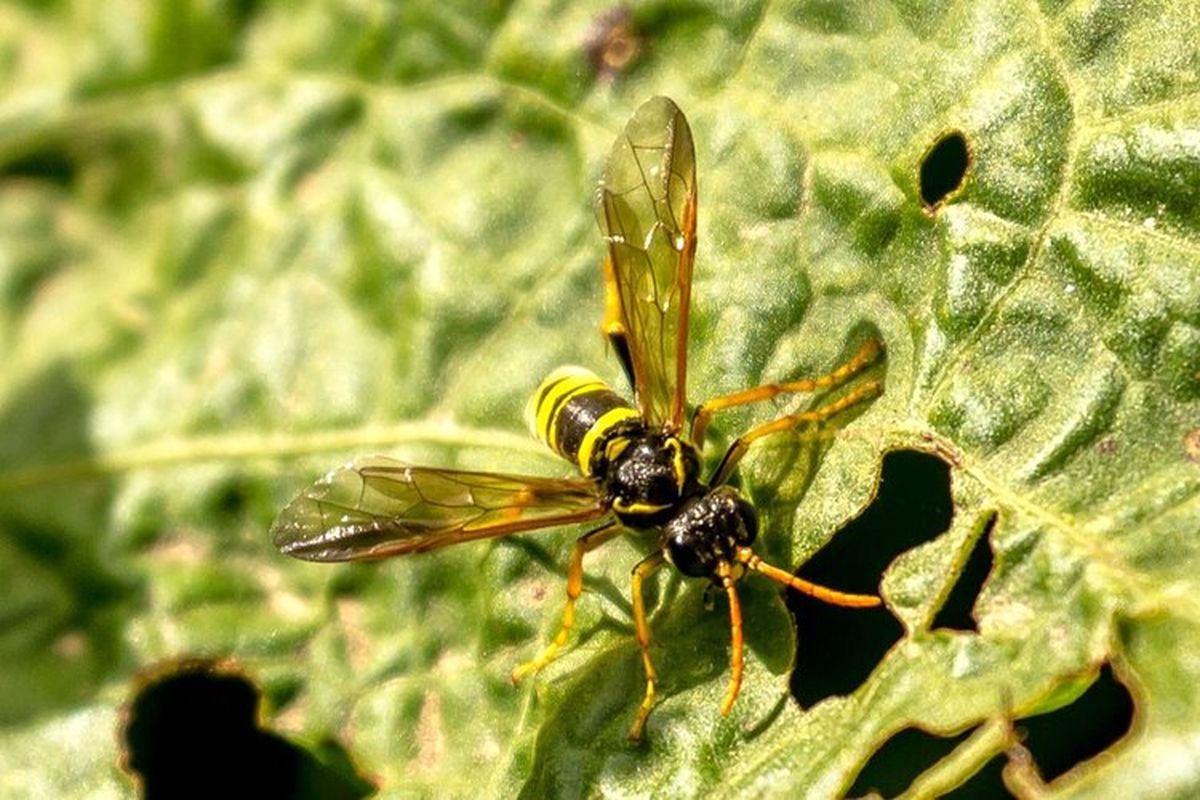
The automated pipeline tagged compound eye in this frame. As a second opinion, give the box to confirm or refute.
[665,529,713,578]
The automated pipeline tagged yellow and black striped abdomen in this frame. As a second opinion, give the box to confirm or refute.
[528,367,641,478]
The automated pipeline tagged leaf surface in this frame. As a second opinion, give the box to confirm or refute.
[0,1,1197,797]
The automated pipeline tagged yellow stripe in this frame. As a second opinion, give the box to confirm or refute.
[548,380,606,453]
[531,369,606,454]
[605,436,630,465]
[527,367,597,445]
[612,498,671,515]
[667,438,686,492]
[576,407,640,476]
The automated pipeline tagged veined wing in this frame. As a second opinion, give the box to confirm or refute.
[595,96,697,432]
[271,456,607,562]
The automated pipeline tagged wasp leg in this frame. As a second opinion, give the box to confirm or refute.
[628,551,667,741]
[690,338,881,449]
[512,521,623,684]
[602,253,637,392]
[735,546,881,607]
[710,380,882,487]
[716,563,745,717]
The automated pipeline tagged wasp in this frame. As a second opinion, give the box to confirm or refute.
[271,97,884,740]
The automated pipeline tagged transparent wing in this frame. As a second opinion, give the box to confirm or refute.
[595,96,698,432]
[271,456,607,562]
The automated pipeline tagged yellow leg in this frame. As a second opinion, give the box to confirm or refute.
[717,566,745,717]
[735,546,881,608]
[691,338,882,448]
[512,522,623,684]
[627,551,666,741]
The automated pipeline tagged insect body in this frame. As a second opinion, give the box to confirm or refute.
[530,366,698,526]
[271,97,884,740]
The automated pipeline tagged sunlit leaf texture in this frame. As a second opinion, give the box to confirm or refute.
[0,1,1197,797]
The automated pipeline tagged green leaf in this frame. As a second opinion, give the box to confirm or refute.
[1,1,1198,796]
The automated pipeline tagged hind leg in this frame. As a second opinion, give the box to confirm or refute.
[512,521,623,683]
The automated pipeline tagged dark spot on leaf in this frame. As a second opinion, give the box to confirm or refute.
[1185,428,1200,463]
[920,130,971,210]
[584,6,642,82]
[1096,435,1119,456]
[1019,664,1134,781]
[228,0,264,25]
[206,477,273,533]
[0,146,76,188]
[214,482,250,517]
[445,98,502,135]
[931,513,996,632]
[790,449,952,706]
[122,661,373,800]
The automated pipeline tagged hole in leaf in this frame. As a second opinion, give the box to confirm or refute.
[847,726,972,797]
[919,130,970,209]
[848,726,1010,798]
[122,661,373,800]
[945,757,1009,798]
[790,449,953,706]
[1020,664,1135,781]
[931,513,996,632]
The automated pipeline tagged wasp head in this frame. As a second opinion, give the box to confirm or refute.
[662,486,758,583]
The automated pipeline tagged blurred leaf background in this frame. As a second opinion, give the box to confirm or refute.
[1,1,1198,797]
